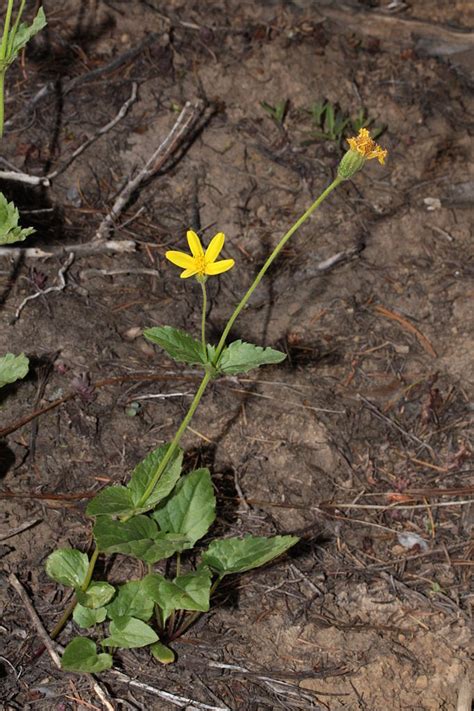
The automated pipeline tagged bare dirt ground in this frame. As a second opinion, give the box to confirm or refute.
[0,1,473,709]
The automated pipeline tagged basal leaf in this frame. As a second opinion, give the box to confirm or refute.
[202,535,299,575]
[86,486,134,517]
[72,604,107,629]
[144,326,206,366]
[106,580,154,622]
[45,549,89,588]
[128,443,183,513]
[150,640,175,664]
[93,515,187,564]
[102,616,158,649]
[61,637,112,673]
[152,468,216,548]
[143,567,212,623]
[93,514,158,558]
[0,193,35,244]
[0,353,29,388]
[75,581,115,609]
[216,340,286,375]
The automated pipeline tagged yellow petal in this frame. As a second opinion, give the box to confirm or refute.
[205,232,225,264]
[186,230,204,258]
[166,250,195,269]
[205,258,235,275]
[180,267,198,279]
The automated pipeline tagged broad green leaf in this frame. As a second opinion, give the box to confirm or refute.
[86,486,134,517]
[61,637,112,673]
[144,326,206,366]
[45,549,89,588]
[73,604,107,629]
[76,582,115,609]
[143,567,212,623]
[216,340,286,375]
[152,468,216,548]
[150,641,175,664]
[93,515,188,563]
[9,8,47,59]
[128,443,183,513]
[138,532,190,564]
[0,353,29,388]
[87,445,183,518]
[102,616,158,648]
[202,535,299,575]
[0,194,35,244]
[106,580,154,622]
[93,514,158,557]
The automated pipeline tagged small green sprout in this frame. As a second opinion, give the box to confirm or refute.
[306,100,385,145]
[261,99,289,126]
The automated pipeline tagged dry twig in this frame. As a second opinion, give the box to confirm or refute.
[94,100,205,240]
[12,252,75,321]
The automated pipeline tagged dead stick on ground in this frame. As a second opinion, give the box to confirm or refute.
[0,518,42,542]
[8,573,116,711]
[0,240,137,259]
[12,252,75,322]
[94,100,204,240]
[108,669,229,711]
[47,84,138,181]
[0,84,138,187]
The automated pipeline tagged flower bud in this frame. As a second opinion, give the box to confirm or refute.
[337,149,366,180]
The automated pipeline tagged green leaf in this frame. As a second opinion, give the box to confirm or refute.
[86,486,134,517]
[0,353,29,388]
[102,616,158,648]
[76,582,115,609]
[93,515,188,564]
[144,326,206,366]
[106,580,155,622]
[202,535,299,575]
[73,604,107,629]
[150,641,175,664]
[128,443,183,513]
[0,193,35,244]
[45,549,89,588]
[216,340,286,375]
[152,468,216,548]
[143,567,212,623]
[8,8,47,60]
[61,637,112,673]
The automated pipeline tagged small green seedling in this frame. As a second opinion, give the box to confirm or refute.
[0,192,35,244]
[261,99,289,126]
[0,1,46,136]
[307,101,384,145]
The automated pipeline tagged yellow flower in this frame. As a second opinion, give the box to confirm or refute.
[166,230,235,279]
[346,128,387,165]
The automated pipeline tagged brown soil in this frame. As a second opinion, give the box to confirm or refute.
[0,1,472,709]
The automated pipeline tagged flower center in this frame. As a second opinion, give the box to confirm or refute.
[195,255,206,274]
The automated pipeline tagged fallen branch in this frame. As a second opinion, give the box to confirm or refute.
[47,83,138,181]
[0,84,138,187]
[94,100,205,240]
[108,669,229,711]
[0,240,136,259]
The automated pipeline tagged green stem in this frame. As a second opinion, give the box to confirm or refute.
[213,176,343,361]
[199,278,207,360]
[176,552,181,578]
[50,545,100,640]
[8,0,26,55]
[133,371,212,511]
[0,0,15,59]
